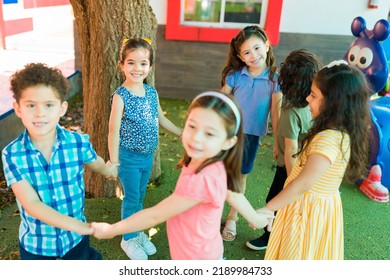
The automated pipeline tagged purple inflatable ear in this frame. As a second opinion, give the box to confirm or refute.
[373,19,390,41]
[351,16,366,37]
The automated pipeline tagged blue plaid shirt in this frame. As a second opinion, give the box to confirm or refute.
[1,125,97,257]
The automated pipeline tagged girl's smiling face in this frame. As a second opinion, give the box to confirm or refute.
[182,107,235,168]
[238,35,269,69]
[307,81,324,118]
[120,47,151,84]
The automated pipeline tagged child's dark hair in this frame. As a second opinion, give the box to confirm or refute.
[10,63,69,103]
[118,38,154,65]
[118,38,154,84]
[279,49,322,109]
[301,63,372,182]
[177,93,244,193]
[221,25,277,87]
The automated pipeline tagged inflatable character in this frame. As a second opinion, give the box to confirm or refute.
[344,16,389,202]
[379,36,390,96]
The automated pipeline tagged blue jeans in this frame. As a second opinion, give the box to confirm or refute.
[118,146,154,240]
[19,236,103,260]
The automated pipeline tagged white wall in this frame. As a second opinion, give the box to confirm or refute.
[32,6,74,35]
[149,0,390,35]
[280,0,389,35]
[149,0,167,24]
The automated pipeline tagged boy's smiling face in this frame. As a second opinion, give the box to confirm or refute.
[14,85,68,141]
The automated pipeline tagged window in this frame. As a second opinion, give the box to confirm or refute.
[182,0,267,28]
[166,0,283,45]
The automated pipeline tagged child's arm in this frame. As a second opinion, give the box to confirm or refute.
[220,84,233,95]
[266,153,331,212]
[92,194,201,239]
[157,101,182,136]
[108,94,123,166]
[11,180,93,235]
[226,190,270,229]
[271,92,282,160]
[284,138,298,176]
[85,156,118,178]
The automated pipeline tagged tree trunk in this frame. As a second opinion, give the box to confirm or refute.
[70,0,159,197]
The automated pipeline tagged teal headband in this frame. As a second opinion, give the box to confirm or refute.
[193,91,241,136]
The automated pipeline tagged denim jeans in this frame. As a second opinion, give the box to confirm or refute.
[241,134,260,174]
[118,146,154,240]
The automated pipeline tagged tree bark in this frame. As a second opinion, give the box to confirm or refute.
[70,0,158,197]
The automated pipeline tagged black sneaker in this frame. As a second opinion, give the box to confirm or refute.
[246,233,269,251]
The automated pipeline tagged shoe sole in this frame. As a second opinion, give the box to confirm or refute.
[245,241,267,251]
[222,234,236,242]
[144,248,157,256]
[360,184,389,202]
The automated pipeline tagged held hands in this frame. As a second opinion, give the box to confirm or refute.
[90,222,115,239]
[104,161,119,180]
[249,207,274,230]
[256,207,275,232]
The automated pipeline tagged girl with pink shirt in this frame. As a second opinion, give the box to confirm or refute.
[91,91,272,259]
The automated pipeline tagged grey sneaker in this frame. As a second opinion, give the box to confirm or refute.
[137,232,157,255]
[121,237,148,260]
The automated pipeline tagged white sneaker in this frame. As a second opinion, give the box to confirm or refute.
[137,232,157,255]
[121,238,148,260]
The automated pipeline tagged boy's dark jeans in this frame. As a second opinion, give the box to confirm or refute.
[19,235,103,260]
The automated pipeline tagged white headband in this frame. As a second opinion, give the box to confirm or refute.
[192,91,241,136]
[323,60,348,69]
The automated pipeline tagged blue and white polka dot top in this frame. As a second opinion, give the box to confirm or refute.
[114,84,159,154]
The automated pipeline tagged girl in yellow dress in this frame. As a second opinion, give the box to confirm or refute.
[260,61,372,260]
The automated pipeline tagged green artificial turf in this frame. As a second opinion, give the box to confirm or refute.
[0,98,389,260]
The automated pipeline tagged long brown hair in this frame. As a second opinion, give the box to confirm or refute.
[177,93,244,193]
[300,64,371,182]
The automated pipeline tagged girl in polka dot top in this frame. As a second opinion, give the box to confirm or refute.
[108,38,182,260]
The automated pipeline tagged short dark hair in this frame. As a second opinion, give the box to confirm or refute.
[10,63,69,103]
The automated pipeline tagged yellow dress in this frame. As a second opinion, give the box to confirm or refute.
[264,129,350,260]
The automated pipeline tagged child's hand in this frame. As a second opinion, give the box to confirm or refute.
[104,161,119,180]
[91,222,115,239]
[273,143,279,160]
[249,212,269,229]
[256,207,275,232]
[77,222,95,235]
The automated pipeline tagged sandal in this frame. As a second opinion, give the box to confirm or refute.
[221,218,237,241]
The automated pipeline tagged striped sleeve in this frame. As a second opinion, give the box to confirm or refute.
[308,130,347,164]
